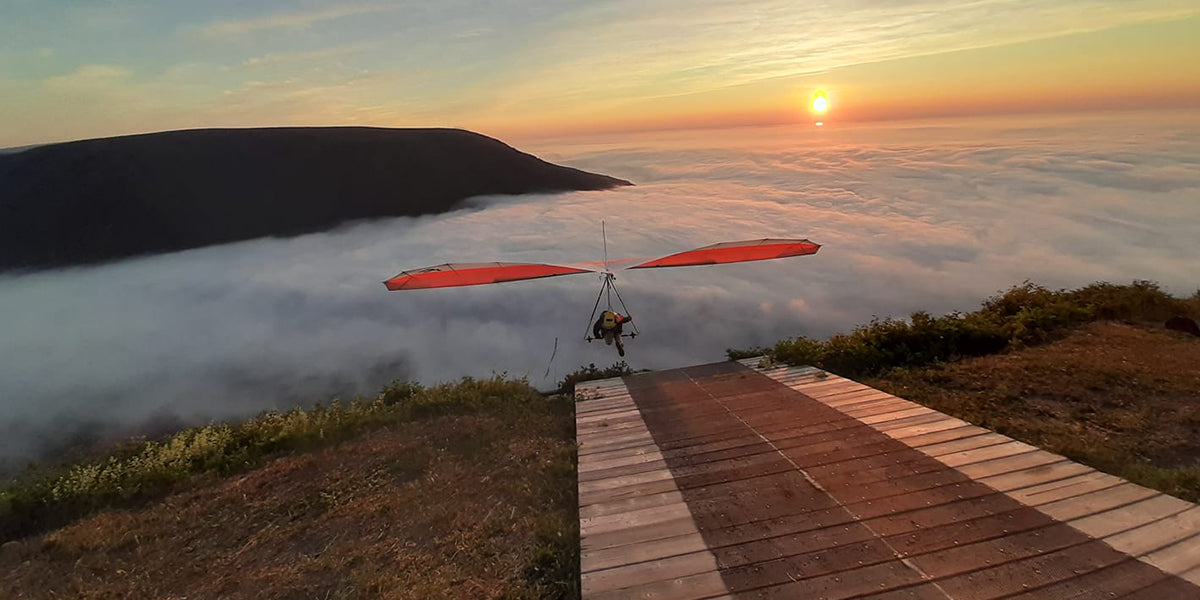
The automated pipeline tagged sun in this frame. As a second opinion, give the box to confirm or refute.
[811,90,829,114]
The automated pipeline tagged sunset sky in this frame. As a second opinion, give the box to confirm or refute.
[1,0,1198,146]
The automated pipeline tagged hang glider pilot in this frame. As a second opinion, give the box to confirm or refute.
[593,310,633,357]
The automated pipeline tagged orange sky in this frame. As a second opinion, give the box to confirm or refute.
[1,3,1198,146]
[490,14,1200,140]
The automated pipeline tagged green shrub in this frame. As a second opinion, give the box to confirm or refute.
[725,346,769,361]
[740,280,1198,379]
[1068,280,1198,321]
[556,362,633,394]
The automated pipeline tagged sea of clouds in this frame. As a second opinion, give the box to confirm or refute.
[2,111,1197,471]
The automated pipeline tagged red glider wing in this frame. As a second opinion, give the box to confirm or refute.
[384,262,594,290]
[628,238,820,269]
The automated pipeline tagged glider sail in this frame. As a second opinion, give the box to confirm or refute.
[384,262,594,290]
[385,239,820,290]
[628,238,820,269]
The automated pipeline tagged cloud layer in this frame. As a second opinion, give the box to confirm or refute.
[1,112,1198,472]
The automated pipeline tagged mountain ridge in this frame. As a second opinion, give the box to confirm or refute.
[0,127,632,271]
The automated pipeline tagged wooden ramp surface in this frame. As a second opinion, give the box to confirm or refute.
[575,360,1200,599]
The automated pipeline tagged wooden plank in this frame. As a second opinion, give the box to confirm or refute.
[578,437,659,458]
[842,399,919,418]
[873,411,955,431]
[823,392,898,409]
[578,464,677,495]
[916,432,1011,457]
[1004,557,1175,600]
[580,515,701,551]
[858,406,934,425]
[580,489,689,519]
[773,369,837,382]
[578,443,662,464]
[586,570,729,600]
[936,440,1038,468]
[577,429,655,449]
[977,460,1095,493]
[577,419,650,438]
[576,402,636,416]
[903,424,990,447]
[1005,470,1120,505]
[793,381,867,397]
[581,550,720,593]
[579,457,674,483]
[791,384,866,400]
[885,418,977,439]
[1140,532,1200,578]
[1103,506,1200,557]
[1068,494,1194,538]
[579,479,684,507]
[1036,483,1160,521]
[954,450,1062,479]
[580,449,664,471]
[582,532,709,572]
[577,407,642,423]
[1185,563,1200,587]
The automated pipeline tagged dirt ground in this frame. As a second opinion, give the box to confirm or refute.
[869,321,1200,501]
[0,407,577,600]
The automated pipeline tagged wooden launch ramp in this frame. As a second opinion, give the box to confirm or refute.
[575,359,1200,599]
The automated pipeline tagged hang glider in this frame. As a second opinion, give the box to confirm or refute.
[382,238,820,290]
[384,236,821,355]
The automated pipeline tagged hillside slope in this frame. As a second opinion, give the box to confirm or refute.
[869,321,1200,501]
[0,388,578,599]
[0,127,631,271]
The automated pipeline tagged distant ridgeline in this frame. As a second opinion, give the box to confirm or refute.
[0,127,632,271]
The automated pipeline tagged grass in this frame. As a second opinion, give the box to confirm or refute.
[867,321,1200,502]
[0,374,584,598]
[3,401,580,598]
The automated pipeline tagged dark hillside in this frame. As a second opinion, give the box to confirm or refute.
[0,127,631,271]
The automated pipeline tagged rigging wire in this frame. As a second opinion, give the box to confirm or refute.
[584,273,639,340]
[584,222,638,340]
[544,336,558,379]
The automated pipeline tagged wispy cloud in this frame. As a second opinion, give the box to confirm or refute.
[473,0,1200,117]
[198,4,402,39]
[42,64,133,91]
[240,43,373,69]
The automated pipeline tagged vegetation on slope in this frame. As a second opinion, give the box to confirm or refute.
[732,280,1200,502]
[2,375,578,598]
[0,363,653,598]
[868,322,1200,502]
[730,280,1200,378]
[1,379,580,600]
[554,361,635,394]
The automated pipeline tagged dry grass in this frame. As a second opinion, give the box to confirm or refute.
[868,321,1200,501]
[1,405,578,599]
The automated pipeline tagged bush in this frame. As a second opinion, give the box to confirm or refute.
[556,362,633,394]
[726,346,769,361]
[740,280,1199,379]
